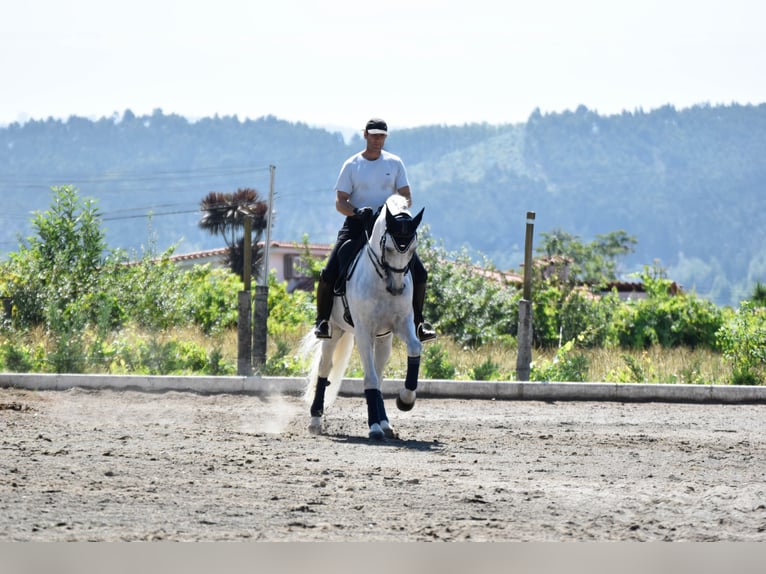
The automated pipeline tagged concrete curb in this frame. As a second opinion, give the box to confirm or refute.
[1,372,765,404]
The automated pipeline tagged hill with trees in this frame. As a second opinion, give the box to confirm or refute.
[1,103,765,306]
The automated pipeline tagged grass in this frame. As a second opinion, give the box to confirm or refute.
[268,327,734,385]
[0,323,734,384]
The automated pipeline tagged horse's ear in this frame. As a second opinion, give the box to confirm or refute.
[413,208,424,228]
[385,206,396,229]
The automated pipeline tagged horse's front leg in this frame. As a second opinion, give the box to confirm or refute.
[372,333,398,439]
[357,331,386,440]
[396,321,422,412]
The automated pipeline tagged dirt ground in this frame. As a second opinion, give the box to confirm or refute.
[1,386,765,542]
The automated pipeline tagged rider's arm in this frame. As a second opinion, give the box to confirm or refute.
[397,186,412,208]
[335,190,356,217]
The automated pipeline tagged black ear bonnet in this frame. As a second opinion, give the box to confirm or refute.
[384,207,424,251]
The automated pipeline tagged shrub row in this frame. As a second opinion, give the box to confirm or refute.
[1,187,763,383]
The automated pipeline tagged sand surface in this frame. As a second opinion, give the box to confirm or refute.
[2,387,765,541]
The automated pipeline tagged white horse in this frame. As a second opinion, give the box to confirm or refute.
[301,194,424,440]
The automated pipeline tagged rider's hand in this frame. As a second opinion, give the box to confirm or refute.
[353,206,373,219]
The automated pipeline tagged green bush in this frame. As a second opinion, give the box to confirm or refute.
[470,357,502,381]
[3,186,106,329]
[266,272,314,336]
[716,301,766,385]
[609,353,653,383]
[612,267,724,349]
[46,331,87,373]
[419,232,518,348]
[531,282,564,347]
[0,187,760,380]
[113,256,194,330]
[127,338,211,375]
[185,266,242,333]
[559,287,622,347]
[205,347,236,376]
[262,338,305,376]
[531,340,589,382]
[0,341,36,372]
[423,343,456,379]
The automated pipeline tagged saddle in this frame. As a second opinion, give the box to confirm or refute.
[333,205,385,326]
[333,238,365,327]
[332,236,366,296]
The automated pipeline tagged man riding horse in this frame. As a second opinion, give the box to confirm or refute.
[314,118,436,342]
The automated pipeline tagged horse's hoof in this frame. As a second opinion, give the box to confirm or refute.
[396,389,416,412]
[369,423,385,440]
[308,416,323,435]
[380,420,398,439]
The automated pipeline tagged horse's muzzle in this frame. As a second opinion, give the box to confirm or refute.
[386,276,406,296]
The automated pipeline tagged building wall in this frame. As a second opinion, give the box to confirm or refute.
[169,242,332,292]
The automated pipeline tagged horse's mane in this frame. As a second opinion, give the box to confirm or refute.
[383,194,410,217]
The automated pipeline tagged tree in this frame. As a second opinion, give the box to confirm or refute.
[3,185,106,328]
[198,188,269,280]
[537,228,637,286]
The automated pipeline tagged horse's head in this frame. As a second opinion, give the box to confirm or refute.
[368,196,424,295]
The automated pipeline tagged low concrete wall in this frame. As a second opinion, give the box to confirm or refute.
[2,373,765,404]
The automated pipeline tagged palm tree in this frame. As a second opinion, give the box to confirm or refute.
[752,281,766,307]
[198,188,269,280]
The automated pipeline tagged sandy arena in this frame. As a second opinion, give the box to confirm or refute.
[1,386,765,542]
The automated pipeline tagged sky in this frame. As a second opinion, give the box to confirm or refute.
[2,0,765,133]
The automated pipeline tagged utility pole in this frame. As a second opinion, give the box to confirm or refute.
[252,165,275,370]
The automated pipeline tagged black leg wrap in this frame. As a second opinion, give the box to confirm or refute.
[405,356,420,391]
[364,388,381,427]
[377,391,388,423]
[310,377,330,417]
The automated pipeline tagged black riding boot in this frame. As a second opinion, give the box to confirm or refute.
[412,282,437,342]
[314,279,334,339]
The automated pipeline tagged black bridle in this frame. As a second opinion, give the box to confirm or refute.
[365,209,421,294]
[367,228,416,272]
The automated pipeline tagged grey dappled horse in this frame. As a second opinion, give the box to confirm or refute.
[301,194,424,439]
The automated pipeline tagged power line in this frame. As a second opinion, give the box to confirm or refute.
[1,165,329,227]
[102,209,200,222]
[0,164,273,189]
[104,202,194,214]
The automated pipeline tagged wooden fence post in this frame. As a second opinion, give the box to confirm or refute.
[237,215,253,376]
[516,211,535,381]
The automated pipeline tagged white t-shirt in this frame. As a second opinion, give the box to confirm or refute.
[334,149,410,210]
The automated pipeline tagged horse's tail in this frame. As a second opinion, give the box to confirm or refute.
[299,329,355,410]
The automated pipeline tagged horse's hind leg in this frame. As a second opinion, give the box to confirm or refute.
[309,338,337,435]
[309,376,329,435]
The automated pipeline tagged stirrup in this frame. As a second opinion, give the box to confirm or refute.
[417,322,437,342]
[314,320,331,339]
